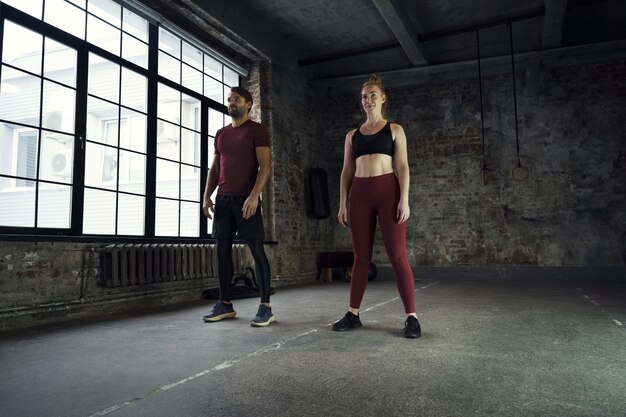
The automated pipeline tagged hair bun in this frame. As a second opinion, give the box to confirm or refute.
[367,74,383,87]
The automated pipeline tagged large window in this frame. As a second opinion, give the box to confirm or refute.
[0,19,77,228]
[0,0,243,239]
[83,53,148,235]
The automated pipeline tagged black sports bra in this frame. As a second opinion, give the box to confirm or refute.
[352,122,394,159]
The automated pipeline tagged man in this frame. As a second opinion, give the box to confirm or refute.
[202,86,274,327]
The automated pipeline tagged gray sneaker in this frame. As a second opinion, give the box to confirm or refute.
[250,304,275,327]
[203,302,236,322]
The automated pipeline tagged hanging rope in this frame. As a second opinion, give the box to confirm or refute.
[508,22,529,181]
[476,29,489,185]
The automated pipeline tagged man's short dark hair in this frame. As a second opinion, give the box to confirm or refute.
[230,86,253,109]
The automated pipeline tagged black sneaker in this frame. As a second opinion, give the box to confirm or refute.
[403,316,421,338]
[203,302,236,322]
[250,304,275,327]
[332,312,362,331]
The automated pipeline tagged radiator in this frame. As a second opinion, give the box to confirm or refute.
[100,244,251,288]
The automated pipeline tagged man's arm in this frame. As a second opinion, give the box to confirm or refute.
[242,146,271,219]
[202,154,220,219]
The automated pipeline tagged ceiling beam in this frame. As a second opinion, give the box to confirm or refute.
[298,42,400,67]
[419,7,545,42]
[310,39,626,94]
[371,0,428,66]
[542,0,569,49]
[300,6,548,68]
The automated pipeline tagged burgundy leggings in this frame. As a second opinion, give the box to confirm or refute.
[349,173,416,313]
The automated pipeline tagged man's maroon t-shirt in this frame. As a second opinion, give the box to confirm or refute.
[214,119,271,196]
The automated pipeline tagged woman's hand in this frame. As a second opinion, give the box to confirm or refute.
[338,205,348,228]
[397,201,410,223]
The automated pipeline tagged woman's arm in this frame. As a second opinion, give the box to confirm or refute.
[392,124,411,223]
[338,130,356,227]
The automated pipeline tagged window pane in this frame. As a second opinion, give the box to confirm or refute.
[120,108,146,153]
[87,15,121,56]
[88,0,121,28]
[121,68,147,112]
[118,150,145,194]
[37,182,71,228]
[180,164,199,202]
[88,54,120,103]
[155,198,178,236]
[181,128,200,166]
[83,188,116,234]
[204,55,221,81]
[117,193,144,235]
[159,28,180,58]
[204,75,223,104]
[0,124,38,178]
[223,85,230,107]
[180,202,199,237]
[42,81,75,133]
[122,34,148,69]
[1,0,43,19]
[208,108,225,137]
[39,131,73,183]
[44,0,86,40]
[44,38,77,87]
[0,66,42,127]
[224,67,239,87]
[2,21,43,75]
[0,179,36,227]
[182,64,202,95]
[123,9,148,42]
[182,42,202,70]
[156,120,180,160]
[85,142,117,190]
[156,159,179,198]
[86,96,118,144]
[157,83,180,124]
[181,93,200,131]
[158,51,180,84]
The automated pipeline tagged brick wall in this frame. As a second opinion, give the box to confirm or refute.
[251,62,335,283]
[0,242,220,329]
[320,57,626,267]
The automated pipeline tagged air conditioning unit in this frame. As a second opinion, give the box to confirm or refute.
[51,149,73,178]
[44,111,63,131]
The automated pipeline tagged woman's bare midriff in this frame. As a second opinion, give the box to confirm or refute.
[354,154,394,178]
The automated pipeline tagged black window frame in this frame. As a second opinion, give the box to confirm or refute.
[0,2,236,243]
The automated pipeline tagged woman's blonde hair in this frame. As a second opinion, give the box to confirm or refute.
[361,74,387,113]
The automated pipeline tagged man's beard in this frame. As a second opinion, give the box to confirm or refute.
[228,107,245,118]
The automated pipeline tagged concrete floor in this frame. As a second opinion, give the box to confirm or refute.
[1,278,625,417]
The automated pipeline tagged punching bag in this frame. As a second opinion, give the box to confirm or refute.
[308,167,330,219]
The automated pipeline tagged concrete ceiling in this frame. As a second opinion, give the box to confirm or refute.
[193,0,626,80]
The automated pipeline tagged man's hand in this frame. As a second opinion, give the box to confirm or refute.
[202,198,214,219]
[242,195,259,219]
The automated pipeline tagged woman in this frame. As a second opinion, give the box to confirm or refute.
[332,74,420,338]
